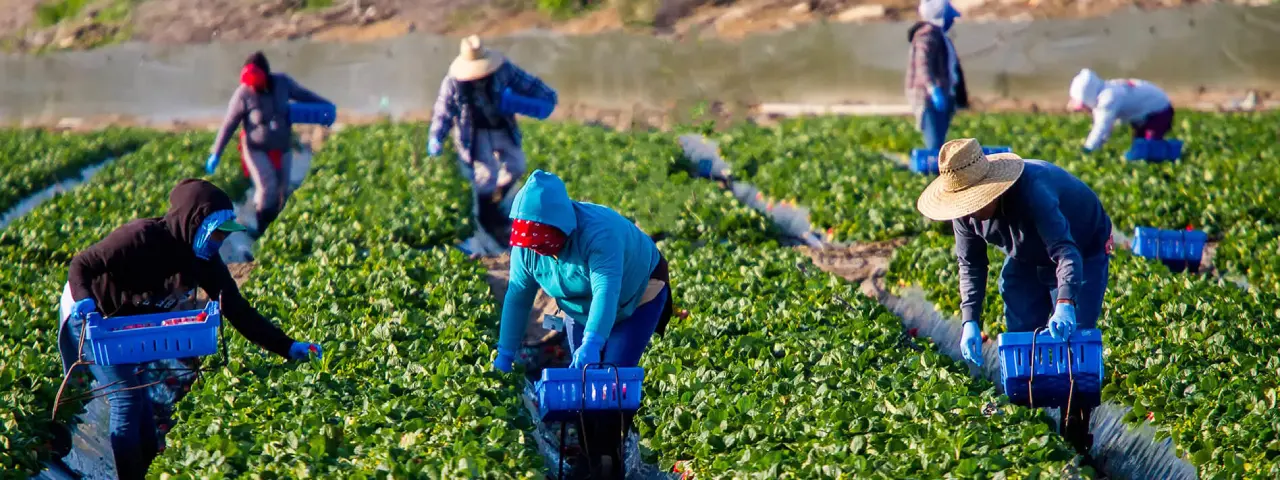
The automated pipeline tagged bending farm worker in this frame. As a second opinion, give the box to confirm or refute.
[906,0,969,152]
[1069,68,1174,154]
[428,35,558,244]
[915,139,1113,458]
[57,179,322,479]
[208,50,334,238]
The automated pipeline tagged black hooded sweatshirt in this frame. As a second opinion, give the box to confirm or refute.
[68,178,294,358]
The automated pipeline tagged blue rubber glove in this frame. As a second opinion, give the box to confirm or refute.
[205,153,221,174]
[929,86,950,112]
[493,347,516,373]
[1080,145,1095,154]
[1049,303,1077,340]
[570,335,606,369]
[427,138,442,157]
[72,298,97,320]
[960,321,983,366]
[289,341,323,361]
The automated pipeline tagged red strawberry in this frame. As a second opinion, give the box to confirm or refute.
[981,332,989,342]
[1146,412,1155,421]
[196,312,208,322]
[907,328,919,338]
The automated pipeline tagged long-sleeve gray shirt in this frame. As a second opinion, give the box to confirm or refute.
[953,160,1111,326]
[211,73,332,155]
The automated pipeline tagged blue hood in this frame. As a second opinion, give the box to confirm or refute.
[510,170,578,235]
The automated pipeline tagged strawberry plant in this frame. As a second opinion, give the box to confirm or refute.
[0,128,153,215]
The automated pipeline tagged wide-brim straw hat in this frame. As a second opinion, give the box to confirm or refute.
[449,35,505,81]
[916,138,1025,221]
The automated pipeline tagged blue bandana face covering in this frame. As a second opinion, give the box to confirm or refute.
[193,210,236,260]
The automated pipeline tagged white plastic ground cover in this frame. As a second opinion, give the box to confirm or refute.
[681,136,1198,480]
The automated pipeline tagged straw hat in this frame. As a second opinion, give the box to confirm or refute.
[916,138,1025,221]
[449,35,505,81]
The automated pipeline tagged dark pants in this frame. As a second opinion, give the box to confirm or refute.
[921,103,956,152]
[1130,106,1175,140]
[998,253,1110,458]
[60,311,158,480]
[476,185,513,246]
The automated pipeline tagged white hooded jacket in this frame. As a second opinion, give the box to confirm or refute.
[1070,69,1172,150]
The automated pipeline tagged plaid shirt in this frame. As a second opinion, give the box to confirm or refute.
[904,22,953,109]
[429,61,557,163]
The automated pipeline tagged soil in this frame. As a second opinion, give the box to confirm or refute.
[797,237,906,296]
[2,0,1267,53]
[479,253,565,346]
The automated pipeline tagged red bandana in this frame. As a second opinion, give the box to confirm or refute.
[240,64,268,91]
[510,219,567,256]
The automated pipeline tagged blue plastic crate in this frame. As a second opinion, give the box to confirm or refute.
[1126,138,1184,162]
[536,366,644,422]
[85,302,222,366]
[500,89,555,120]
[1132,226,1207,273]
[910,146,1013,174]
[998,329,1104,408]
[289,102,336,126]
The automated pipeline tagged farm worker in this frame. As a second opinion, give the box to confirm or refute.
[206,50,334,238]
[56,179,322,479]
[492,170,672,373]
[915,138,1113,456]
[907,0,970,152]
[1068,68,1174,154]
[428,35,558,244]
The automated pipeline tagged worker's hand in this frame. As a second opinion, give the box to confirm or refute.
[570,335,607,369]
[492,347,516,373]
[71,298,97,320]
[960,321,983,366]
[1080,145,1095,154]
[205,154,221,174]
[1049,303,1077,340]
[427,139,442,158]
[289,341,323,361]
[929,86,950,112]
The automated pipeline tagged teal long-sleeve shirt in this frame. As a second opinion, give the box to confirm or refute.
[498,171,661,353]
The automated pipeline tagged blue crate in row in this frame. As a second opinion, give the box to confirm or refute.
[1132,226,1208,273]
[998,328,1104,409]
[85,302,222,366]
[537,366,644,422]
[910,146,1013,174]
[289,102,336,126]
[1126,138,1183,162]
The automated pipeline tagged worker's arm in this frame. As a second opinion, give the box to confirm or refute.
[953,220,990,327]
[67,236,130,304]
[197,259,295,358]
[1025,182,1084,304]
[428,77,459,147]
[502,63,558,105]
[497,253,539,353]
[210,88,248,157]
[283,75,333,106]
[1084,91,1119,151]
[584,231,624,340]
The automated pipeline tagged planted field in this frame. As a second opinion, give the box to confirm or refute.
[0,128,153,215]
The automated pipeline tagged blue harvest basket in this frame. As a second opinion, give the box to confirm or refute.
[84,302,222,366]
[998,329,1104,409]
[1126,138,1184,162]
[910,146,1012,174]
[1132,226,1207,273]
[500,89,555,120]
[289,102,336,126]
[536,366,644,422]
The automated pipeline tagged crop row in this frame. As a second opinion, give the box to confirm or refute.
[0,128,154,215]
[149,124,544,478]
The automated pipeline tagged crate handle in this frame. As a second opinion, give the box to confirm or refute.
[569,362,629,480]
[1026,327,1078,421]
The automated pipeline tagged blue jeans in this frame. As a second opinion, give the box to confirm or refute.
[921,103,956,152]
[998,254,1110,333]
[59,292,157,480]
[567,286,669,368]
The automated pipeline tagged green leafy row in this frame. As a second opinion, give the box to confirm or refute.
[0,128,154,215]
[149,124,542,478]
[639,241,1084,478]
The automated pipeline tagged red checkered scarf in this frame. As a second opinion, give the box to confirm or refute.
[510,219,567,256]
